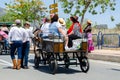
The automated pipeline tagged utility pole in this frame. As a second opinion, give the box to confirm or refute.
[54,0,55,3]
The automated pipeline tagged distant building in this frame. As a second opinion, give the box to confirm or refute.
[96,24,108,30]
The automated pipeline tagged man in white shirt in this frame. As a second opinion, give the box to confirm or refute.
[21,21,34,69]
[8,19,27,70]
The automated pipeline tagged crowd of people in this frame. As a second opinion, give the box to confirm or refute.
[0,14,94,70]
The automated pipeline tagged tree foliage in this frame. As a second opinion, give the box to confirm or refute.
[59,0,116,24]
[66,18,72,29]
[0,0,47,22]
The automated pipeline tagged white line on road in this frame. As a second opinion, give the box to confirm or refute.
[0,63,11,66]
[0,59,12,66]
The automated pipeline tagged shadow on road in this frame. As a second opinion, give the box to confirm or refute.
[111,68,120,72]
[29,59,82,74]
[2,66,12,69]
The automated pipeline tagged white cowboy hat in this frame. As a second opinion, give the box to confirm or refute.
[15,19,21,24]
[25,21,31,25]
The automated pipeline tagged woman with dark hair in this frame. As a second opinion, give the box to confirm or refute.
[49,14,68,50]
[67,16,83,48]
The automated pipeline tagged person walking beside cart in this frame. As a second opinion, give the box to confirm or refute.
[83,20,92,38]
[83,20,94,52]
[8,19,26,70]
[21,21,34,69]
[67,16,83,48]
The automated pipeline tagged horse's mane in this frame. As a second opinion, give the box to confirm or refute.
[33,28,40,34]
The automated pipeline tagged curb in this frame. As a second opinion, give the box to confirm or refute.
[88,54,120,63]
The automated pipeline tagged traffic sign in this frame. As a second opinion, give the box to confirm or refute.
[50,8,58,14]
[49,3,58,9]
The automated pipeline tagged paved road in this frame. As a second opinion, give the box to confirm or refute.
[0,54,120,80]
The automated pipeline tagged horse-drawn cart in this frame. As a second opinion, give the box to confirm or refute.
[33,36,89,74]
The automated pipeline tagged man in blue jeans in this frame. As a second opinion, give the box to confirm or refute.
[21,21,34,69]
[8,19,26,70]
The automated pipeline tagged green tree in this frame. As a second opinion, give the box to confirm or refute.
[59,0,116,24]
[66,18,72,28]
[0,0,47,22]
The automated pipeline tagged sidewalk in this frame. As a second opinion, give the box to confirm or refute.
[30,46,120,63]
[88,49,120,63]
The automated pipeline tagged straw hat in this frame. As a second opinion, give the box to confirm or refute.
[87,20,92,24]
[58,18,66,26]
[25,21,31,25]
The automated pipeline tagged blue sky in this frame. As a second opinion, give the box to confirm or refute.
[0,0,120,29]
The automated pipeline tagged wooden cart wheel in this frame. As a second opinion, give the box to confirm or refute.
[80,56,89,73]
[49,59,58,74]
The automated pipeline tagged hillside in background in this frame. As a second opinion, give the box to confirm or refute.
[0,7,5,16]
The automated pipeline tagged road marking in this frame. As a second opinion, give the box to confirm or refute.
[0,59,12,66]
[0,63,11,66]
